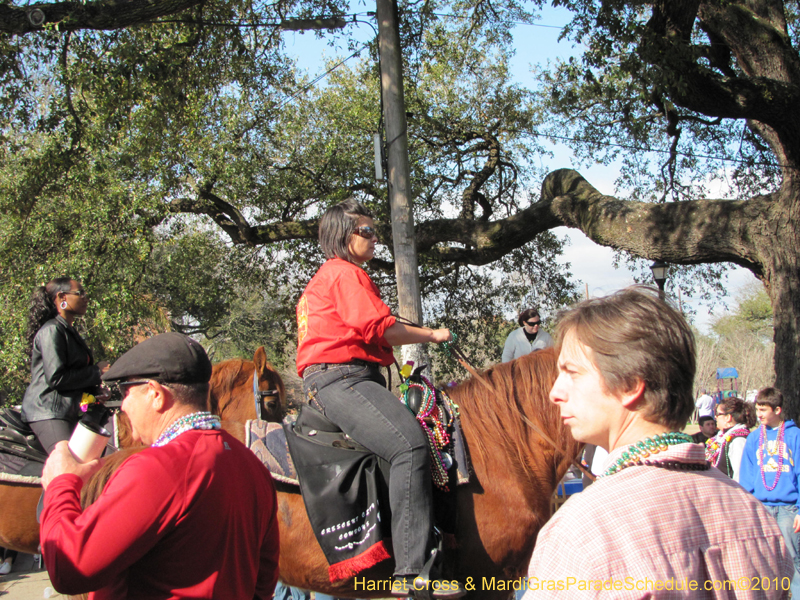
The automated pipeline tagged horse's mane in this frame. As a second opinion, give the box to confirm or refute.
[208,358,246,413]
[448,348,581,481]
[80,447,146,508]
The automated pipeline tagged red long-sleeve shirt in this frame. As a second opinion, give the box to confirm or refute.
[41,429,280,600]
[296,258,396,376]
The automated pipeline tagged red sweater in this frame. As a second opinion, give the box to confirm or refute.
[41,429,280,600]
[296,258,396,376]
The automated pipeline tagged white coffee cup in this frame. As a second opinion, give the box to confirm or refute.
[68,420,111,463]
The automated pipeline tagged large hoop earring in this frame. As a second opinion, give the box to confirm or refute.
[60,301,68,310]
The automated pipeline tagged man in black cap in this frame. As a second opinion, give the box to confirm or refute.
[39,332,280,600]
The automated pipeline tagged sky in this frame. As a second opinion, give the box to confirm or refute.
[279,4,761,332]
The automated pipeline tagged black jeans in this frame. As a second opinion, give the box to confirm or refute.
[303,362,433,576]
[29,418,75,454]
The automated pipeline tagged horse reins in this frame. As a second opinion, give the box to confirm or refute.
[453,350,594,482]
[445,343,496,396]
[391,315,595,482]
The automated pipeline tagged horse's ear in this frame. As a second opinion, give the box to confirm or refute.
[253,346,268,373]
[253,346,286,408]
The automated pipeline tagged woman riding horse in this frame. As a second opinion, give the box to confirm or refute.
[296,199,464,599]
[21,278,109,453]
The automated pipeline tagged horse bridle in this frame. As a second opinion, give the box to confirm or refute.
[252,370,281,420]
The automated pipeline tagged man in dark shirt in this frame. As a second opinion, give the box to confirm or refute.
[691,415,717,444]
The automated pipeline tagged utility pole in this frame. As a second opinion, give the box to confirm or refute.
[376,0,426,369]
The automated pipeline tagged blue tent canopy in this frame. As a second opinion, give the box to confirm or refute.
[716,367,739,380]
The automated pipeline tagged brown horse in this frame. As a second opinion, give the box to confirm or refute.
[0,346,287,555]
[78,348,579,600]
[271,348,580,599]
[209,346,287,423]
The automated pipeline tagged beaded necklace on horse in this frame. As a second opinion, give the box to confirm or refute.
[398,365,460,492]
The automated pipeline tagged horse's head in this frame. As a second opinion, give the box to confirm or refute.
[252,346,287,422]
[209,347,287,423]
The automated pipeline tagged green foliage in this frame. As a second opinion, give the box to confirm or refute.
[0,0,580,397]
[712,282,773,343]
[146,226,237,336]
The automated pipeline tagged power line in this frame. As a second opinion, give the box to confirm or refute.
[528,130,785,170]
[275,43,370,110]
[149,11,567,31]
[146,10,786,170]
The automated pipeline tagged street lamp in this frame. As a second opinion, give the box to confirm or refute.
[650,260,668,297]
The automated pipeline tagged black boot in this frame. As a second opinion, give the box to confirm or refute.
[392,536,466,600]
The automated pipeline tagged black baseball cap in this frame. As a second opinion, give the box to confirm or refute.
[102,332,212,384]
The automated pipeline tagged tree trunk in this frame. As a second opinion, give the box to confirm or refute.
[755,184,800,421]
[768,269,800,421]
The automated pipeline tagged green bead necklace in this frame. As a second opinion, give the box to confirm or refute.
[601,432,694,478]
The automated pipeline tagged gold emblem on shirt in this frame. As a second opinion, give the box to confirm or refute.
[297,295,308,345]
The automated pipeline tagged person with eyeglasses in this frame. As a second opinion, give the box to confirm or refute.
[296,199,464,599]
[39,332,280,599]
[501,308,553,363]
[20,277,109,454]
[705,397,756,482]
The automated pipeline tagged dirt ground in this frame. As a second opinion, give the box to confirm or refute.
[0,553,64,599]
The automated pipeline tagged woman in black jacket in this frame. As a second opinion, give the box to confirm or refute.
[21,277,108,453]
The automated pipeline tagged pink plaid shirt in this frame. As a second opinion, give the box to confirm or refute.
[525,443,792,599]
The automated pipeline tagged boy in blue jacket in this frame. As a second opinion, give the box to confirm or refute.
[740,387,800,596]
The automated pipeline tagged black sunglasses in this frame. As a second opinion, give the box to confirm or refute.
[115,380,161,395]
[63,289,87,298]
[525,320,541,327]
[353,226,377,239]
